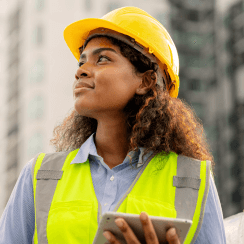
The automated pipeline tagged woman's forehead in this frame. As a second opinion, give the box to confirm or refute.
[81,36,119,53]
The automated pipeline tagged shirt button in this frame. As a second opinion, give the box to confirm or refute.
[110,175,114,181]
[104,203,108,206]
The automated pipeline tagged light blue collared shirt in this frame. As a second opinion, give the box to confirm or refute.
[0,132,226,243]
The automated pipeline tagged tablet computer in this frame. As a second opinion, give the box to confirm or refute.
[93,212,192,244]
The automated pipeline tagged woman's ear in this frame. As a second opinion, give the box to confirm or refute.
[135,70,157,95]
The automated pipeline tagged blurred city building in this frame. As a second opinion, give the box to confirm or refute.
[225,0,244,215]
[168,0,234,218]
[169,0,244,218]
[0,0,243,220]
[0,0,9,213]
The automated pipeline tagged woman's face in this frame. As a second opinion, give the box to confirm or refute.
[73,37,143,119]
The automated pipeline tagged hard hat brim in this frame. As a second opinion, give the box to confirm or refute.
[64,18,134,61]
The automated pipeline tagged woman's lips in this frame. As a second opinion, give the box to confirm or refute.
[74,87,93,96]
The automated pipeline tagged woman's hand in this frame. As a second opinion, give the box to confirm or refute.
[103,212,181,244]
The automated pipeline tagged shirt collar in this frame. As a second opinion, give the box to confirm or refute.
[70,132,153,168]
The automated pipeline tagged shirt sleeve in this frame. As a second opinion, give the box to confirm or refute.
[194,173,226,244]
[0,158,35,244]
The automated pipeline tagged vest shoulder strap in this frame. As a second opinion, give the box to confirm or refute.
[32,150,73,244]
[174,155,211,220]
[174,155,211,244]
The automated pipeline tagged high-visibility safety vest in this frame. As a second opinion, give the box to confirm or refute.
[31,149,211,244]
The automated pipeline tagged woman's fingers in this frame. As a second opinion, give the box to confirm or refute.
[103,217,141,244]
[140,212,159,244]
[103,231,121,244]
[114,218,141,244]
[102,213,181,244]
[166,228,181,244]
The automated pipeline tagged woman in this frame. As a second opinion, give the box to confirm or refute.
[0,6,226,244]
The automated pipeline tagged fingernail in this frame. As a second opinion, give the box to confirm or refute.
[141,212,147,221]
[103,231,111,240]
[169,228,176,237]
[115,219,123,227]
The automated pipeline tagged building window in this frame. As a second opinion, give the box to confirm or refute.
[173,31,206,50]
[225,39,232,52]
[188,32,206,49]
[35,0,44,11]
[230,1,243,18]
[8,42,19,69]
[206,56,215,67]
[225,63,234,78]
[8,8,20,36]
[236,67,244,101]
[28,95,45,120]
[233,53,244,67]
[233,28,243,43]
[6,144,18,171]
[32,25,43,46]
[187,9,199,22]
[7,110,19,137]
[29,58,45,83]
[85,0,92,11]
[189,79,204,91]
[228,111,237,127]
[204,9,214,21]
[27,131,44,158]
[224,15,231,28]
[187,55,202,68]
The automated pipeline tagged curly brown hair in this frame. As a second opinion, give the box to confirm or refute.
[50,35,215,172]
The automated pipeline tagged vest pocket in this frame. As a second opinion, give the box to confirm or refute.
[47,200,93,244]
[126,195,177,218]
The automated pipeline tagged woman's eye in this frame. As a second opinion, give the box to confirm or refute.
[98,55,110,63]
[78,56,110,67]
[78,62,84,67]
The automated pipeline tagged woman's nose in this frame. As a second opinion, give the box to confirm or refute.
[75,65,92,80]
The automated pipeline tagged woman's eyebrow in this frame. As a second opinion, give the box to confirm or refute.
[80,47,117,59]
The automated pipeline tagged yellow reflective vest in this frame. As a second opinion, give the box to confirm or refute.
[32,149,211,244]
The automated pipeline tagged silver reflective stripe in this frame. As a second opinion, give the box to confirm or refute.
[36,170,63,180]
[191,160,211,244]
[173,176,201,190]
[174,155,201,220]
[35,151,71,244]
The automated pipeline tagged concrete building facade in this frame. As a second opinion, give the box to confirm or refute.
[225,0,244,214]
[0,0,243,219]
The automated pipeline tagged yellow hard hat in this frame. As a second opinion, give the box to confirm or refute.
[64,6,180,98]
